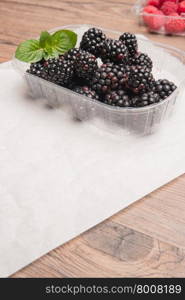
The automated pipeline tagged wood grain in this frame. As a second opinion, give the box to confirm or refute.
[0,0,185,278]
[13,222,185,278]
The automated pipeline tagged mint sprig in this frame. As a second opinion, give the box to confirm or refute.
[15,30,77,63]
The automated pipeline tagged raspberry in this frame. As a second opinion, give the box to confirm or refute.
[147,0,160,7]
[165,13,185,33]
[159,0,180,6]
[144,10,165,30]
[178,1,185,13]
[161,1,178,15]
[143,5,160,26]
[143,5,159,14]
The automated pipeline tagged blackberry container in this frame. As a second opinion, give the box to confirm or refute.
[12,24,185,136]
[133,0,185,36]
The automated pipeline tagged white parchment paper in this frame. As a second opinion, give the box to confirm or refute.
[0,61,185,277]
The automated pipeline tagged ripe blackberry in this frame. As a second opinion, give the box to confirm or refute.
[92,63,127,94]
[104,90,131,107]
[153,79,177,100]
[27,56,74,86]
[126,66,154,94]
[64,48,80,62]
[80,27,106,57]
[75,50,98,80]
[65,48,98,80]
[128,52,153,71]
[73,85,100,100]
[28,59,45,77]
[130,91,160,107]
[119,32,138,56]
[100,39,128,64]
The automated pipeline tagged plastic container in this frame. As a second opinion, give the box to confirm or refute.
[12,24,185,136]
[133,0,185,36]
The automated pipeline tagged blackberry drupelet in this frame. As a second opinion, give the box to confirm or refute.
[128,52,153,71]
[73,85,100,100]
[80,27,106,57]
[130,91,160,107]
[27,56,74,86]
[64,48,80,63]
[126,66,154,94]
[153,79,177,99]
[104,90,131,107]
[75,50,98,80]
[92,63,127,94]
[100,39,128,64]
[28,59,46,78]
[119,32,138,56]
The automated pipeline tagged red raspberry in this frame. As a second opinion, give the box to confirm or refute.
[147,0,160,7]
[144,10,165,30]
[161,1,178,15]
[178,1,185,13]
[159,0,180,6]
[143,6,159,25]
[143,5,159,13]
[165,12,185,32]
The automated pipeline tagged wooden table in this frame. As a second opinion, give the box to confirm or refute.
[1,0,185,278]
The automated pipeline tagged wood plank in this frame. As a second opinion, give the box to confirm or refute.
[12,222,185,278]
[113,175,185,250]
[0,0,185,62]
[0,0,185,277]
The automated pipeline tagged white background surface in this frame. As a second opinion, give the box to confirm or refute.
[0,62,185,277]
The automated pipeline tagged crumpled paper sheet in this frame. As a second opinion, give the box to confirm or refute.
[0,61,185,277]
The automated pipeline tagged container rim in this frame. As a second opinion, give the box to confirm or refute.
[13,24,185,113]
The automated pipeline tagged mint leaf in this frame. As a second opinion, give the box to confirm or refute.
[51,30,77,54]
[39,31,52,48]
[43,49,59,60]
[15,29,77,63]
[15,40,44,63]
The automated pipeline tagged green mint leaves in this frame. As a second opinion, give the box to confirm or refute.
[15,30,77,63]
[15,40,44,63]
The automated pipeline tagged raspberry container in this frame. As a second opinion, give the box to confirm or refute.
[133,0,185,36]
[12,24,185,136]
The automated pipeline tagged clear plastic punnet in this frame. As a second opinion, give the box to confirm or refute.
[12,24,185,136]
[133,0,185,36]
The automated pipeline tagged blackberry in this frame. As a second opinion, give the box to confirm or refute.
[67,76,89,90]
[153,79,177,100]
[27,56,74,86]
[130,91,160,107]
[75,50,98,80]
[80,27,106,57]
[126,66,154,94]
[73,85,100,100]
[64,48,80,63]
[100,39,128,64]
[119,32,138,56]
[104,90,131,107]
[128,52,153,71]
[28,59,45,77]
[65,48,98,80]
[92,63,127,94]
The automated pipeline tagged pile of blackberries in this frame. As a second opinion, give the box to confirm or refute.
[27,27,177,108]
